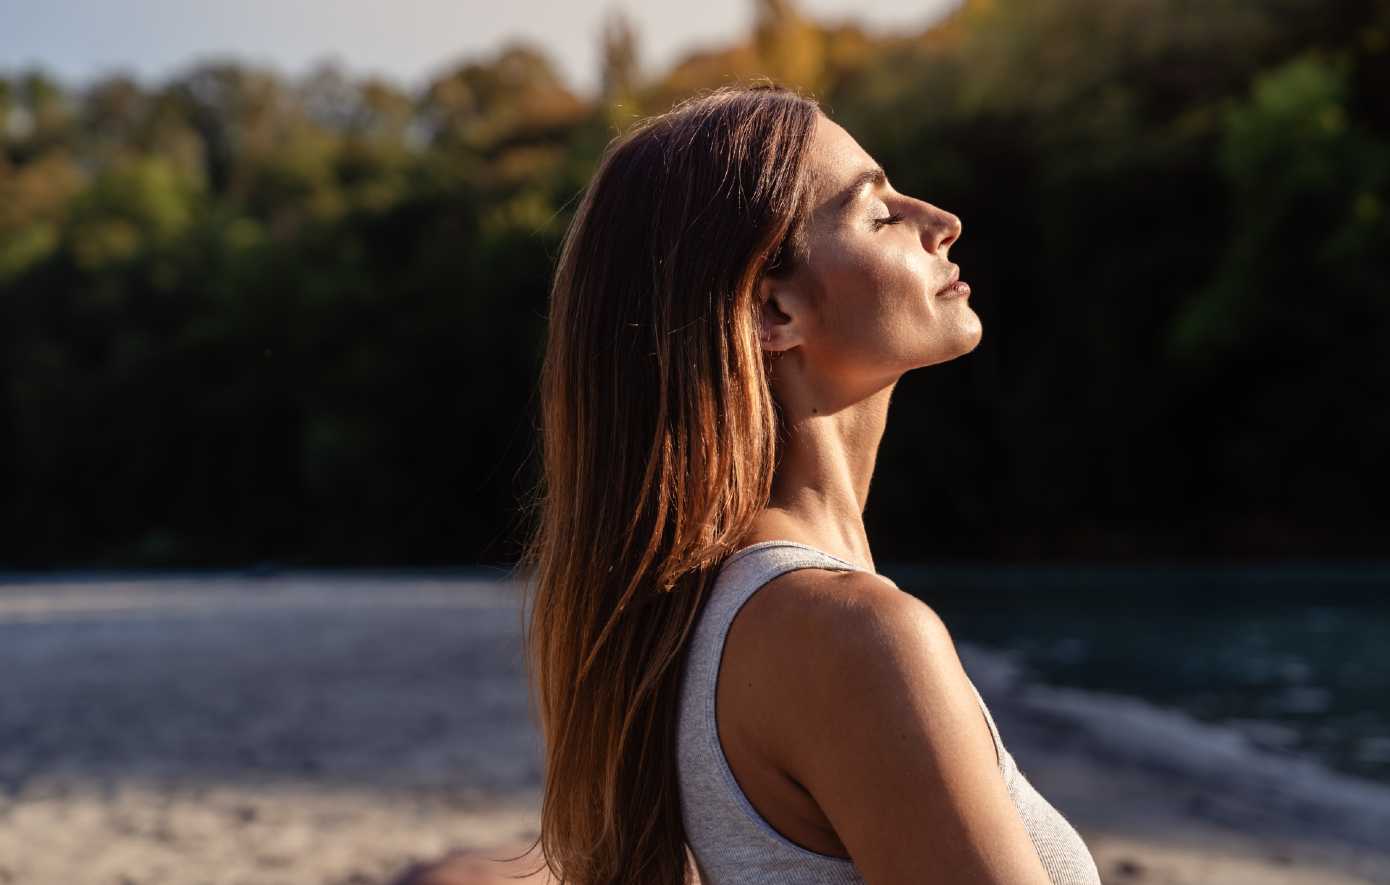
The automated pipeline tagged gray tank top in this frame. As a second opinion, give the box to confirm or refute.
[677,541,1101,885]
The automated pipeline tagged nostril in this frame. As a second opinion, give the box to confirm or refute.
[938,215,962,251]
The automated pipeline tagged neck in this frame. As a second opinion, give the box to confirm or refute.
[744,367,896,572]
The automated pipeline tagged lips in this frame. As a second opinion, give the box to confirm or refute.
[935,265,970,298]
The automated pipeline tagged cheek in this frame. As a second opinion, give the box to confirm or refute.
[812,259,927,356]
[819,244,927,314]
[843,249,934,333]
[813,247,977,366]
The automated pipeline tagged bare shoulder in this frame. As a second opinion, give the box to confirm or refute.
[724,567,1049,883]
[735,567,959,676]
[725,566,974,753]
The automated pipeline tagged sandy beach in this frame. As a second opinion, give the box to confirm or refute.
[1,573,1387,885]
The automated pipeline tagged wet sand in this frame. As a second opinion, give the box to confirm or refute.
[0,574,1387,885]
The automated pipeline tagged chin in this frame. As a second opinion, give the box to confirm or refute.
[927,311,983,366]
[957,313,984,355]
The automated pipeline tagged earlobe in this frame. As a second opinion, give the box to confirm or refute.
[759,278,805,353]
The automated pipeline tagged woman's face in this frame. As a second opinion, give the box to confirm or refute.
[761,116,981,393]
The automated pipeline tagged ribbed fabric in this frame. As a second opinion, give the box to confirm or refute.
[677,541,1101,885]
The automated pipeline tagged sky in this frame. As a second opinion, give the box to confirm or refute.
[2,0,962,94]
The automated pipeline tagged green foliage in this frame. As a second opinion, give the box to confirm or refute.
[1174,53,1389,358]
[0,50,599,566]
[1,0,1388,565]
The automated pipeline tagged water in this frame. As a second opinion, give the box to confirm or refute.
[884,562,1390,784]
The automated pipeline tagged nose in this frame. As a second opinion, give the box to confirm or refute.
[916,202,961,255]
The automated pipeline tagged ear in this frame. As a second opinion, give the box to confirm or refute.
[758,276,809,352]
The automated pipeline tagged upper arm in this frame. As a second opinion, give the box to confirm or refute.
[726,571,1051,885]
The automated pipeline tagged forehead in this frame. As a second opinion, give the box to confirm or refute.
[805,116,881,209]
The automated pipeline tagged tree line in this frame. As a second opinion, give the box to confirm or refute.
[0,0,1386,566]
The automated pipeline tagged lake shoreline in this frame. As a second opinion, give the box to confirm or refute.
[960,643,1390,884]
[1,575,1387,884]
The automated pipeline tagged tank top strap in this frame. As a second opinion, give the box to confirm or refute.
[679,541,868,885]
[701,540,865,636]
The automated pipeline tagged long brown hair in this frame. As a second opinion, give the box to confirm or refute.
[526,86,820,885]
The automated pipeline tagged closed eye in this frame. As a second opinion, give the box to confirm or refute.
[872,212,905,230]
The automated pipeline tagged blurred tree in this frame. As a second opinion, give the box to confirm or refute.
[422,46,588,156]
[1166,52,1390,546]
[0,0,1387,566]
[0,49,598,566]
[755,0,826,93]
[601,10,642,110]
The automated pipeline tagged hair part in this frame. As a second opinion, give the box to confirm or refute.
[526,85,820,885]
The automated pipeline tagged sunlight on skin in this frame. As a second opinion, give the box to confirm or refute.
[719,117,1051,885]
[748,114,980,569]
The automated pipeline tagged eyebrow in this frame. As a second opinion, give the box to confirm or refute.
[836,166,888,210]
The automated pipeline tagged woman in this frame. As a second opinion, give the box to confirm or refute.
[528,86,1101,885]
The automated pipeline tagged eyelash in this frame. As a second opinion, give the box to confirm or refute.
[872,212,905,230]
